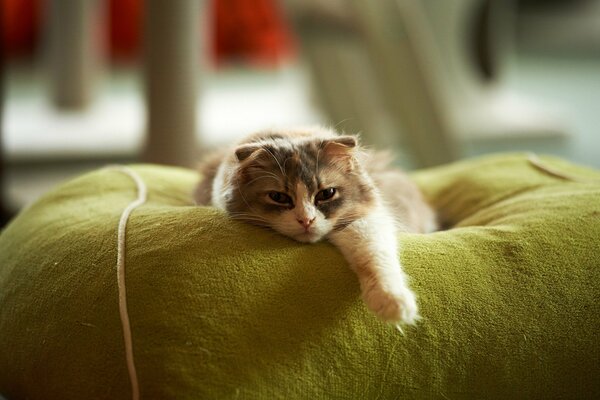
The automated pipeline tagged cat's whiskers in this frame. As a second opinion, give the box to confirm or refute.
[263,146,285,176]
[244,174,281,187]
[227,211,265,219]
[236,186,262,217]
[316,146,322,176]
[228,213,269,226]
[333,118,354,130]
[282,156,292,173]
[330,160,352,175]
[233,215,267,222]
[332,212,363,226]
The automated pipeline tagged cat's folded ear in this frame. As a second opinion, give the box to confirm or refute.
[322,136,357,157]
[235,143,263,162]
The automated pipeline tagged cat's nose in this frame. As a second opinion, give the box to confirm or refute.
[297,217,315,229]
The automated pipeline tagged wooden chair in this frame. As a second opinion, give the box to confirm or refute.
[285,0,568,167]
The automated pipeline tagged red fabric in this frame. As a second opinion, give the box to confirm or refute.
[1,0,143,61]
[2,0,42,58]
[2,0,295,66]
[212,0,295,67]
[108,0,142,61]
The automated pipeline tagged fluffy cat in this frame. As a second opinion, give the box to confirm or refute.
[195,126,436,326]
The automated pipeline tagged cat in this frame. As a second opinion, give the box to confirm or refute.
[194,126,437,327]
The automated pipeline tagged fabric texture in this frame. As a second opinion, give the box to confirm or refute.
[0,153,599,399]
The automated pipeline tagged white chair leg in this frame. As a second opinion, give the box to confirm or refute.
[351,0,461,166]
[45,0,102,109]
[143,0,200,167]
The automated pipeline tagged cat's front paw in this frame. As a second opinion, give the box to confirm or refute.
[362,281,419,326]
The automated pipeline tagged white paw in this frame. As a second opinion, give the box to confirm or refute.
[363,282,419,326]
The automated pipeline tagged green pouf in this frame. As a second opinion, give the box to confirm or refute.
[1,154,599,399]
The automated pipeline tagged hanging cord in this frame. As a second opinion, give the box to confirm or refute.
[109,166,147,400]
[527,153,600,183]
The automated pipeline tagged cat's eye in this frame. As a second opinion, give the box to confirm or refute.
[268,191,292,205]
[315,188,336,203]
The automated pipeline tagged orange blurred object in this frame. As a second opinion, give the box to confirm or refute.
[108,0,142,61]
[212,0,295,67]
[2,0,295,65]
[2,0,43,58]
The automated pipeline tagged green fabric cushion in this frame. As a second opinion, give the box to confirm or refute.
[1,153,599,399]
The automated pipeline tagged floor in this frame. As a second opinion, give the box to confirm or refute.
[465,54,600,168]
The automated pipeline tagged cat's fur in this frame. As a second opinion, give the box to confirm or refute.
[195,126,436,326]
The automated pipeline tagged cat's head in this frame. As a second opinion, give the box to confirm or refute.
[226,129,375,242]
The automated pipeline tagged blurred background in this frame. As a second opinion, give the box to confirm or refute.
[1,0,600,226]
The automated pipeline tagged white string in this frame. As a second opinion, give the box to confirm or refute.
[110,165,147,400]
[103,155,590,399]
[527,153,600,183]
